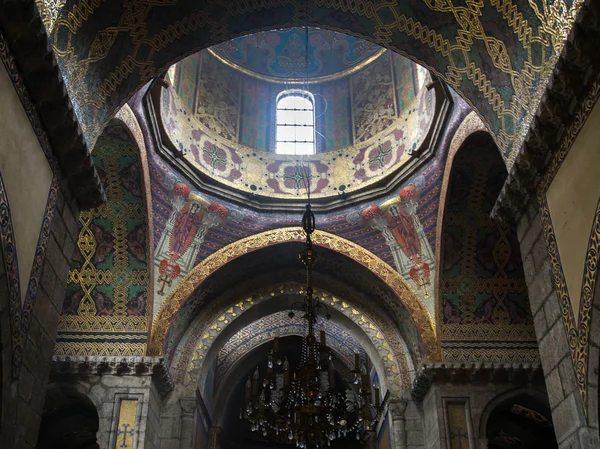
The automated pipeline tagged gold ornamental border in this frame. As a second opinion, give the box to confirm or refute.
[206,47,386,85]
[537,74,600,416]
[149,228,439,358]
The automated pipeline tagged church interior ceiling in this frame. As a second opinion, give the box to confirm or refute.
[41,2,560,374]
[160,243,422,371]
[214,311,363,385]
[440,133,538,362]
[38,0,583,166]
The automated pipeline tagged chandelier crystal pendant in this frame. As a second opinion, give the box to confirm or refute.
[241,204,388,448]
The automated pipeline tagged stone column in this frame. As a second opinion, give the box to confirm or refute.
[390,399,408,449]
[179,398,197,449]
[479,438,488,449]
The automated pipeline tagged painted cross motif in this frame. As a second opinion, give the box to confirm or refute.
[450,426,468,449]
[283,165,312,191]
[117,423,134,448]
[158,273,173,295]
[203,143,227,170]
[368,142,392,169]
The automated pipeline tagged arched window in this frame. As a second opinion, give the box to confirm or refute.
[276,90,315,155]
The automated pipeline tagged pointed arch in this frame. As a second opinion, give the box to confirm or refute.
[437,130,538,362]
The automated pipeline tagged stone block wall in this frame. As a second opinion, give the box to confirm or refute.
[0,180,79,449]
[516,198,600,448]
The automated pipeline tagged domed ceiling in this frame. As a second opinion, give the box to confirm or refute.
[208,28,384,83]
[152,28,451,211]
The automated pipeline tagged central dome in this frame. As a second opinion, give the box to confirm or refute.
[208,28,384,83]
[152,28,451,210]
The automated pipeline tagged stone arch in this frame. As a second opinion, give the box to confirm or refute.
[211,334,359,427]
[433,112,489,342]
[54,120,153,356]
[437,132,538,362]
[478,387,551,439]
[478,387,556,449]
[48,1,573,163]
[37,383,101,449]
[178,285,412,397]
[150,228,438,359]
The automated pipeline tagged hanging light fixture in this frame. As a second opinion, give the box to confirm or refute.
[241,203,388,448]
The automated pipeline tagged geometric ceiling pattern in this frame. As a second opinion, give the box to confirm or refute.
[40,0,582,165]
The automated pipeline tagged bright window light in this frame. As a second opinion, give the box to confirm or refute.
[276,91,315,155]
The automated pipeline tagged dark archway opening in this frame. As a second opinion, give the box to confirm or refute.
[36,386,99,449]
[486,394,557,449]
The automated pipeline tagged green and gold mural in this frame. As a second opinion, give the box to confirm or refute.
[55,124,150,356]
[440,133,538,362]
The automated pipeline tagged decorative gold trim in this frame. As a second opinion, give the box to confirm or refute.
[149,228,439,359]
[206,47,387,85]
[113,104,156,338]
[181,282,412,395]
[537,73,600,416]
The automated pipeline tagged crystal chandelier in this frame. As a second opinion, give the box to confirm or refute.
[241,204,387,448]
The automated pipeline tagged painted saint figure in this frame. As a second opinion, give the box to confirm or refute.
[353,181,435,303]
[153,180,241,316]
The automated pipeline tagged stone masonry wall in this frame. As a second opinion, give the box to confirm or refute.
[0,180,79,449]
[420,382,547,449]
[516,197,600,448]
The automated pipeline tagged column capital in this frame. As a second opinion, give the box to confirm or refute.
[390,399,408,420]
[180,397,196,415]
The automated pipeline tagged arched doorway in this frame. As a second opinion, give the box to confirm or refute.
[36,386,100,449]
[481,391,556,449]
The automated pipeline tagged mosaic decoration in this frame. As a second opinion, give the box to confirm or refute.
[209,27,384,83]
[440,134,538,362]
[45,0,583,164]
[115,399,138,449]
[152,176,243,315]
[347,179,436,317]
[0,31,60,375]
[149,228,438,360]
[215,312,362,383]
[182,283,411,396]
[537,74,600,415]
[55,125,150,356]
[446,401,470,449]
[160,73,437,199]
